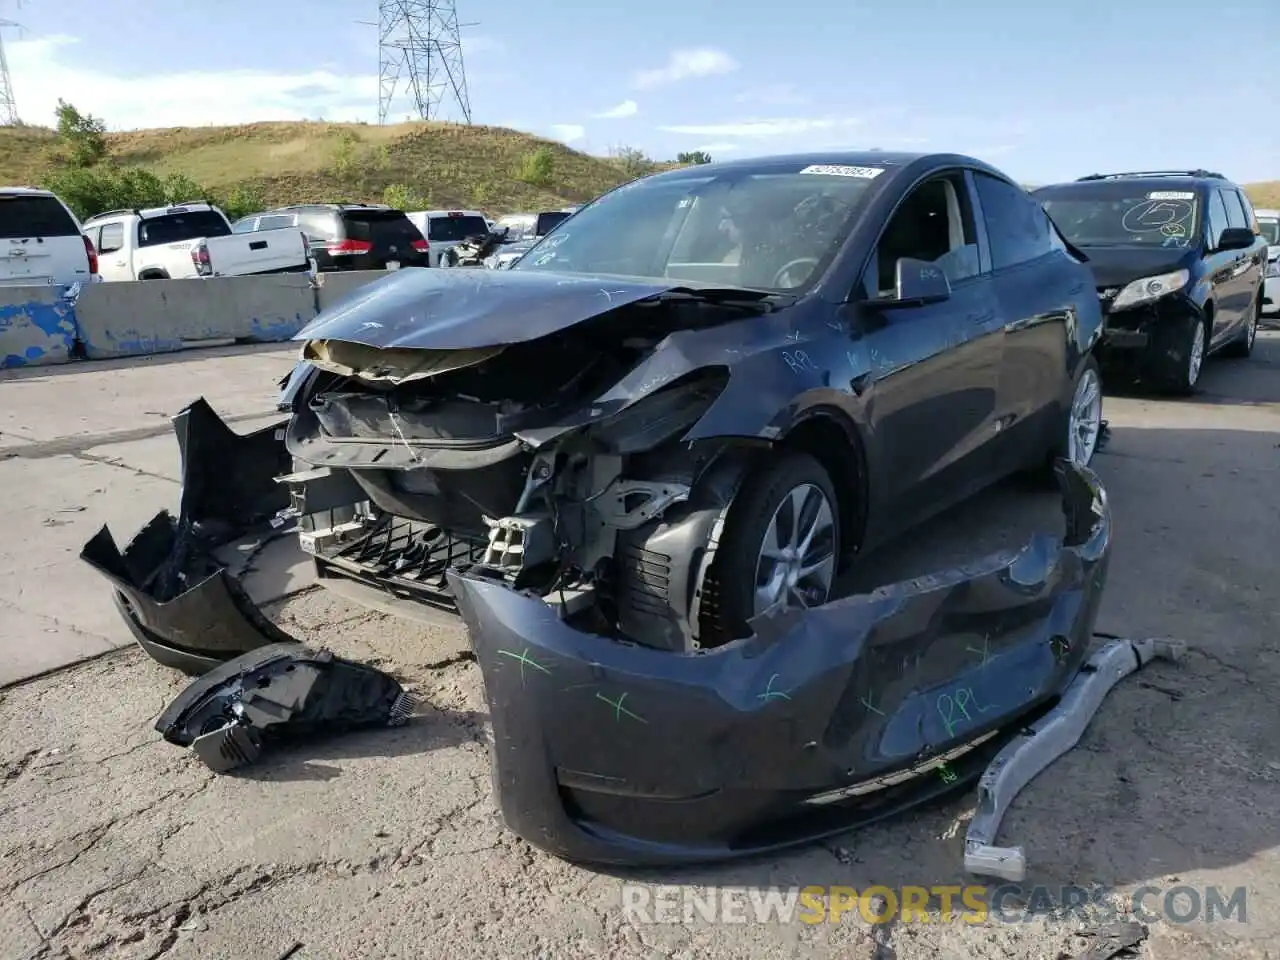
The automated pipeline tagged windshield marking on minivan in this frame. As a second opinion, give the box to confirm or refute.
[1121,199,1193,234]
[1147,191,1195,200]
[799,164,884,178]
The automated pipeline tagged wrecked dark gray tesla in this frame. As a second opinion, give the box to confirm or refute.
[85,151,1113,864]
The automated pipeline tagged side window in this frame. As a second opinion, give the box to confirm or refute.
[231,218,256,233]
[257,215,295,231]
[865,173,981,297]
[84,225,101,249]
[1232,190,1258,233]
[1206,192,1230,248]
[972,173,1054,270]
[1221,190,1247,230]
[298,213,336,241]
[98,222,124,254]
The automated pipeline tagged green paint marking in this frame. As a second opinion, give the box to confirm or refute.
[966,636,992,670]
[596,691,647,724]
[757,673,792,702]
[860,695,885,716]
[1050,636,1071,663]
[937,762,958,784]
[496,647,551,685]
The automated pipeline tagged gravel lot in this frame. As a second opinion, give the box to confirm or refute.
[2,333,1278,960]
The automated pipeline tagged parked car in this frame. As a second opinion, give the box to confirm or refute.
[0,186,97,287]
[1255,207,1279,316]
[1032,170,1266,393]
[232,204,430,272]
[493,208,575,243]
[273,150,1104,647]
[83,202,310,281]
[482,235,537,269]
[406,209,490,267]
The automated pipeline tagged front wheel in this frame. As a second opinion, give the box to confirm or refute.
[1153,315,1207,395]
[700,452,841,646]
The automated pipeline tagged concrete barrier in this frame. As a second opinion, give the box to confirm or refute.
[75,273,318,360]
[314,269,400,313]
[0,286,80,369]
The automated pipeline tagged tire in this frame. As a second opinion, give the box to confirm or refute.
[700,452,841,645]
[1031,354,1103,485]
[1221,295,1260,359]
[1153,313,1207,396]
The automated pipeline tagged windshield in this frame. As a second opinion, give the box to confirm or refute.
[138,210,231,247]
[1259,218,1280,246]
[1035,184,1201,249]
[510,164,884,291]
[427,215,489,242]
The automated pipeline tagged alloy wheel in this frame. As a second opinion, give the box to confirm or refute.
[1068,366,1103,466]
[752,483,837,617]
[1188,322,1206,386]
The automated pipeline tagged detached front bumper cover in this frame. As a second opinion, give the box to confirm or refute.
[80,399,297,675]
[445,460,1112,866]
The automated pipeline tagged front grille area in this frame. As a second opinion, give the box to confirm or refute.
[318,513,488,613]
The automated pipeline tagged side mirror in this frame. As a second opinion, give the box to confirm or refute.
[879,257,952,307]
[1217,227,1256,252]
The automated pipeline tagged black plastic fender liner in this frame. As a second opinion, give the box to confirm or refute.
[444,459,1113,866]
[155,642,415,772]
[79,398,299,674]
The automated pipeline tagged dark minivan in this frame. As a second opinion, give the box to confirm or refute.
[1032,170,1265,393]
[233,203,431,272]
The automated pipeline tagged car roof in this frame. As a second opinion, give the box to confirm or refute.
[637,150,1012,186]
[0,185,57,197]
[422,209,485,217]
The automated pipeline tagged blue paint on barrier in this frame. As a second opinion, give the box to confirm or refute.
[0,295,80,369]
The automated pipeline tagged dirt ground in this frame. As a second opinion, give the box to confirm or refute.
[2,333,1278,960]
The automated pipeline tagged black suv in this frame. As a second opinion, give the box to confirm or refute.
[1032,170,1266,393]
[232,203,431,272]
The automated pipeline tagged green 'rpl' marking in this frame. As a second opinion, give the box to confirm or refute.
[936,762,958,784]
[757,673,792,702]
[596,691,647,724]
[496,647,551,685]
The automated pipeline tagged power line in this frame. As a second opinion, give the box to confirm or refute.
[373,0,473,125]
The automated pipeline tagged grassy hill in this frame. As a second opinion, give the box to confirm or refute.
[0,119,1275,216]
[0,121,656,216]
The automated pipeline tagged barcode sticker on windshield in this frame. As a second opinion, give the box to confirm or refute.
[1147,191,1195,200]
[800,164,884,179]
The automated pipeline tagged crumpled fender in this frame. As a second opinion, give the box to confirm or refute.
[443,459,1112,866]
[80,399,299,675]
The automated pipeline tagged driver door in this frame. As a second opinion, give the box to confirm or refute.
[856,173,1005,532]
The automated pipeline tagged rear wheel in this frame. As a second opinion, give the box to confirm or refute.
[1033,355,1103,483]
[1222,296,1259,358]
[700,452,840,644]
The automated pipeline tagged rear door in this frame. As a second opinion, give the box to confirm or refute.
[971,171,1080,464]
[341,209,428,268]
[0,192,91,287]
[1206,189,1251,342]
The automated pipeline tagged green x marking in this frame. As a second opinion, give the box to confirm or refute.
[966,636,992,670]
[860,694,885,716]
[496,647,551,684]
[596,691,647,724]
[757,673,792,702]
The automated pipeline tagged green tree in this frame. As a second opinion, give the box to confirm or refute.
[677,151,712,165]
[54,99,108,168]
[219,184,266,221]
[382,182,426,210]
[610,145,654,178]
[515,147,555,187]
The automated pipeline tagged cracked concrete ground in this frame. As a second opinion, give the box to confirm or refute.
[2,336,1279,959]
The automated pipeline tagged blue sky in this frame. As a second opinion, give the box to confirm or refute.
[6,0,1279,184]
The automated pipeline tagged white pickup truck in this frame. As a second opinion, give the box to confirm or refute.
[81,202,311,281]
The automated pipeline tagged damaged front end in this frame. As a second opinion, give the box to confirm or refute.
[445,460,1111,865]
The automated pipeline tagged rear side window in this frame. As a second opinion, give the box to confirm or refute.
[0,194,79,239]
[138,210,232,247]
[974,174,1054,269]
[257,214,295,231]
[534,211,570,235]
[1220,190,1248,230]
[98,223,124,253]
[298,212,339,241]
[343,210,423,245]
[427,215,488,242]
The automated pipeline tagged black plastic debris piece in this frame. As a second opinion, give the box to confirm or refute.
[1074,920,1148,960]
[80,398,297,674]
[155,642,416,773]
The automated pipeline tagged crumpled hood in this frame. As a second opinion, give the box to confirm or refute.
[1076,246,1196,289]
[294,266,680,351]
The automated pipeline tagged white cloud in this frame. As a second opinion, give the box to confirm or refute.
[461,34,506,55]
[659,117,861,138]
[592,99,638,120]
[547,124,585,143]
[5,33,490,129]
[632,49,737,90]
[693,143,739,154]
